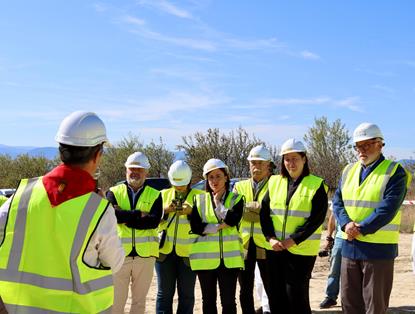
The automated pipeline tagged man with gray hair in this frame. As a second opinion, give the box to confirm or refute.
[333,122,411,314]
[107,152,163,314]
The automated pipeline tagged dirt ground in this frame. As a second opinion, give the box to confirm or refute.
[125,233,415,313]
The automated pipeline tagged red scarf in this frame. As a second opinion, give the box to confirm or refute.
[42,164,96,207]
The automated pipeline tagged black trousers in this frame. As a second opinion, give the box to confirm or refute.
[197,262,240,314]
[238,239,271,314]
[266,250,316,314]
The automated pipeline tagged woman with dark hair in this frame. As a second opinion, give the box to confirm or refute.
[189,158,244,314]
[260,138,328,314]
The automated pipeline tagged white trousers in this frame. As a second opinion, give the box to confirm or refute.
[112,256,155,314]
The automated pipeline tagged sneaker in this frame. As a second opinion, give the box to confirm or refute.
[255,307,263,314]
[319,297,337,309]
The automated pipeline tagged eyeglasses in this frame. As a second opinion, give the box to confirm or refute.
[353,140,381,152]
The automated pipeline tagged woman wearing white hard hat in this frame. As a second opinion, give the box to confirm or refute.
[155,160,203,314]
[260,138,328,314]
[189,158,244,314]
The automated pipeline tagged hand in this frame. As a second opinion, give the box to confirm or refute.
[269,237,285,252]
[177,203,192,215]
[345,221,360,241]
[218,222,228,230]
[281,238,295,250]
[323,236,334,251]
[164,202,176,214]
[245,201,261,213]
[213,188,226,207]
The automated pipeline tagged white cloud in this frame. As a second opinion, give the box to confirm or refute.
[371,84,395,94]
[129,27,217,51]
[138,0,193,19]
[258,96,363,112]
[121,15,146,26]
[300,50,320,60]
[354,67,395,77]
[100,91,232,122]
[260,97,331,106]
[333,97,363,112]
[225,37,286,50]
[93,2,108,12]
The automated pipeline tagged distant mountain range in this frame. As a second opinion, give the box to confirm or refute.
[0,144,186,161]
[0,144,413,168]
[0,144,58,159]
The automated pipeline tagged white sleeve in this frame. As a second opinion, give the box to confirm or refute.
[203,223,220,234]
[0,198,12,240]
[214,202,228,220]
[83,205,125,273]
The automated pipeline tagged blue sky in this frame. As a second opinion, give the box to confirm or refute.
[1,1,414,159]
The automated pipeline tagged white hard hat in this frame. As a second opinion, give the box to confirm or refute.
[280,138,306,156]
[353,122,383,143]
[248,145,272,161]
[168,160,192,186]
[203,158,229,179]
[125,152,150,169]
[55,111,108,147]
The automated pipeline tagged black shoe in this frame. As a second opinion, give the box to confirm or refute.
[255,307,263,314]
[319,297,337,309]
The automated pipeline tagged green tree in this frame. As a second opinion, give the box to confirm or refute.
[144,138,174,178]
[178,127,278,182]
[0,154,15,188]
[3,154,52,188]
[303,117,355,192]
[99,134,143,190]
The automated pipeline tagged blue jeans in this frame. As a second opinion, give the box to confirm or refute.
[325,237,343,300]
[155,251,196,314]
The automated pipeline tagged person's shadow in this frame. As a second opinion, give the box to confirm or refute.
[387,306,415,313]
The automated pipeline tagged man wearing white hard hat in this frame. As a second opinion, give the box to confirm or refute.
[107,152,163,314]
[155,160,203,314]
[260,138,328,314]
[233,145,273,314]
[0,111,125,313]
[333,123,411,314]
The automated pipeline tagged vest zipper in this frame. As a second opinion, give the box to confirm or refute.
[173,213,179,248]
[282,204,289,240]
[132,208,136,259]
[219,228,223,259]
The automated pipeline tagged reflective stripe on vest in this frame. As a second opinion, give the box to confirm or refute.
[0,177,113,313]
[110,184,160,257]
[235,179,271,250]
[189,192,244,270]
[341,160,407,244]
[159,188,202,257]
[268,174,326,256]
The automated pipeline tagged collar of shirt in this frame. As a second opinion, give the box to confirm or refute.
[360,154,385,183]
[127,184,144,204]
[42,164,96,207]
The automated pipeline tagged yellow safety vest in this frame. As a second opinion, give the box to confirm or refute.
[159,187,203,256]
[0,195,7,207]
[234,179,271,250]
[110,183,160,257]
[341,160,411,244]
[268,174,327,256]
[0,177,113,313]
[189,192,244,270]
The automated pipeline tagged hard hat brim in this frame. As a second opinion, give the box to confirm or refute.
[125,164,149,169]
[280,149,306,156]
